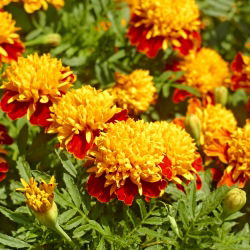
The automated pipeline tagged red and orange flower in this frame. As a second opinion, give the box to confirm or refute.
[22,0,64,13]
[0,53,76,127]
[128,0,201,58]
[171,48,230,104]
[47,86,128,160]
[0,11,24,64]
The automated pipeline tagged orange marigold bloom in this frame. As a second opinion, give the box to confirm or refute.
[87,119,167,205]
[0,11,24,64]
[191,104,237,163]
[0,0,17,8]
[218,122,250,188]
[0,53,76,127]
[231,52,250,92]
[47,86,128,160]
[22,0,64,13]
[172,48,230,103]
[128,0,201,58]
[110,70,157,114]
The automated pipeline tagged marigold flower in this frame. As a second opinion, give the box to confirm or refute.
[0,53,76,127]
[110,70,157,114]
[231,52,250,92]
[172,48,230,103]
[128,0,201,58]
[192,104,237,163]
[0,0,16,8]
[17,176,56,213]
[0,11,24,64]
[22,0,64,13]
[218,122,250,188]
[87,119,167,205]
[47,86,128,160]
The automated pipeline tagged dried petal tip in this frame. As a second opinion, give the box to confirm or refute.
[223,188,246,214]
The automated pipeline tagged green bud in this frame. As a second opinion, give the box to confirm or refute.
[25,33,61,47]
[185,114,201,145]
[223,188,246,214]
[214,86,228,106]
[33,201,58,229]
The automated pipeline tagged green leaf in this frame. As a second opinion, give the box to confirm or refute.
[143,217,166,225]
[0,233,31,248]
[55,149,77,177]
[96,237,105,250]
[0,205,31,225]
[136,199,147,219]
[73,224,91,238]
[63,173,82,208]
[88,220,105,235]
[16,157,31,182]
[16,124,28,155]
[171,84,201,97]
[186,181,197,220]
[58,209,77,225]
[63,216,84,230]
[168,215,180,237]
[178,200,189,229]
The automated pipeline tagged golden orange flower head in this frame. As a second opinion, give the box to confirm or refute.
[17,176,56,213]
[231,53,250,92]
[128,0,201,57]
[1,53,76,126]
[0,11,24,63]
[110,70,157,114]
[47,86,127,159]
[87,119,167,205]
[155,121,198,184]
[22,0,64,13]
[0,0,16,8]
[177,48,230,95]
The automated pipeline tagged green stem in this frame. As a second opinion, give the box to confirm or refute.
[54,223,73,245]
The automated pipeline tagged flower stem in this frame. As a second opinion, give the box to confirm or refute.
[54,223,73,245]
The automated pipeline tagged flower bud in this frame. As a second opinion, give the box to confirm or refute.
[185,114,201,144]
[25,33,61,47]
[223,188,246,214]
[214,86,228,106]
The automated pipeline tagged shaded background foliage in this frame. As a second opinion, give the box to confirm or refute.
[1,0,250,249]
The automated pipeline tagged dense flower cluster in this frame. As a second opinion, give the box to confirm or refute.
[128,0,201,58]
[172,48,230,103]
[0,54,76,127]
[47,86,128,159]
[110,70,157,114]
[0,11,24,64]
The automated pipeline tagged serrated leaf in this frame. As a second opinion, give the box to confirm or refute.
[186,181,196,220]
[0,233,31,248]
[88,220,105,234]
[73,224,91,238]
[16,157,31,182]
[171,84,201,97]
[96,237,105,250]
[136,199,147,219]
[168,215,180,237]
[143,217,166,225]
[58,209,77,224]
[55,149,77,177]
[0,206,31,224]
[63,216,84,230]
[63,173,82,208]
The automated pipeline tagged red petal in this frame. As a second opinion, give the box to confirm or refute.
[231,52,244,72]
[1,40,24,62]
[107,109,128,124]
[87,174,113,203]
[67,131,96,159]
[141,179,167,198]
[195,173,202,190]
[0,124,13,145]
[0,162,8,173]
[1,90,18,113]
[115,178,138,206]
[192,157,203,172]
[173,88,193,104]
[30,101,52,127]
[0,173,7,182]
[159,156,172,180]
[210,168,223,183]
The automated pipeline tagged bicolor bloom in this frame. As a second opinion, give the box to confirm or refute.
[87,119,167,205]
[189,104,237,163]
[218,122,250,188]
[17,176,56,213]
[172,48,230,103]
[0,124,13,182]
[0,11,24,64]
[47,86,128,160]
[1,53,76,127]
[231,52,250,92]
[22,0,64,13]
[110,70,157,114]
[128,0,201,58]
[155,121,203,190]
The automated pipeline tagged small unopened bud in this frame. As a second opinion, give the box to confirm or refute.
[214,86,228,106]
[223,188,246,214]
[25,33,61,47]
[185,114,201,144]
